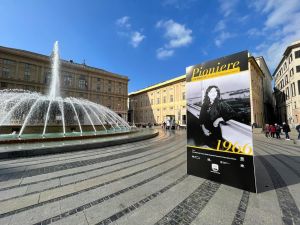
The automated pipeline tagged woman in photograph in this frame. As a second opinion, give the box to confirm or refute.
[199,85,236,149]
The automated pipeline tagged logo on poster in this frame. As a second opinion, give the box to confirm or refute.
[211,163,219,172]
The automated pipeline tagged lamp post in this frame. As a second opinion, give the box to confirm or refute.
[130,99,136,127]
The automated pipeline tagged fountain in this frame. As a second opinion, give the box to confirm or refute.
[0,41,131,142]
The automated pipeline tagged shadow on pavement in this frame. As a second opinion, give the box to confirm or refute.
[255,154,300,193]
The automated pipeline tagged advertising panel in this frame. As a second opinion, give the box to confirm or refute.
[186,51,256,192]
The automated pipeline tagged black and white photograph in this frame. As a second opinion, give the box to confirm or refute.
[187,71,253,153]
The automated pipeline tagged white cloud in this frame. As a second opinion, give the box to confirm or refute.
[156,48,174,59]
[155,19,193,60]
[156,19,193,48]
[247,28,265,37]
[214,20,226,32]
[130,32,146,48]
[214,31,235,47]
[162,0,196,9]
[248,0,300,70]
[116,16,131,29]
[115,16,145,48]
[219,0,238,17]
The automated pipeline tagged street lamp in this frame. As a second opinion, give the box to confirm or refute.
[130,99,137,127]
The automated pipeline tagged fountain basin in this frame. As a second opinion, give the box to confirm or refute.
[0,128,159,159]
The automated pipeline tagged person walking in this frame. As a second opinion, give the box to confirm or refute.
[166,120,170,130]
[296,124,300,140]
[270,124,276,138]
[282,122,291,140]
[275,123,281,139]
[264,124,270,138]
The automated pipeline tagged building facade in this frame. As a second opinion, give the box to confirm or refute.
[129,56,273,128]
[254,56,276,125]
[129,75,186,126]
[274,40,300,127]
[0,46,128,120]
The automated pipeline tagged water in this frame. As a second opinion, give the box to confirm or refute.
[49,41,60,98]
[0,42,130,139]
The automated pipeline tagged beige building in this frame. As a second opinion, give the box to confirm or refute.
[129,56,273,128]
[274,40,300,127]
[129,75,186,126]
[0,45,128,120]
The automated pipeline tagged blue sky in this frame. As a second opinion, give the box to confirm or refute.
[0,0,299,92]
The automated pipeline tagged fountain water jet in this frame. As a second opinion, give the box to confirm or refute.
[0,42,131,141]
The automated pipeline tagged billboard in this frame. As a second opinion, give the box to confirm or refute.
[186,51,256,192]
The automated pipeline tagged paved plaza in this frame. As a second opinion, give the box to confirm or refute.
[0,129,299,225]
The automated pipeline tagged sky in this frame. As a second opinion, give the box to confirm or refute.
[0,0,299,93]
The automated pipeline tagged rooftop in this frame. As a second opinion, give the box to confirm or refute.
[0,45,129,80]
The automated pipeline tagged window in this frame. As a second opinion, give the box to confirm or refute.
[3,59,15,65]
[97,85,100,92]
[286,87,290,99]
[63,74,73,87]
[295,50,300,59]
[163,96,166,103]
[108,87,111,92]
[1,67,10,77]
[289,54,293,63]
[296,65,300,73]
[44,71,51,84]
[97,78,101,82]
[151,99,154,105]
[291,83,296,97]
[24,71,30,81]
[284,62,287,70]
[0,82,7,88]
[170,95,174,102]
[78,79,87,89]
[280,80,284,89]
[290,68,294,77]
[157,98,160,104]
[298,80,300,95]
[182,92,185,100]
[24,63,31,70]
[24,63,31,81]
[285,75,288,85]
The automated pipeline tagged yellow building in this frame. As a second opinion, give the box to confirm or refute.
[0,45,128,120]
[274,40,300,127]
[129,56,273,128]
[129,75,186,126]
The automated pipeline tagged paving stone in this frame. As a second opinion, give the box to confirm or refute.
[0,130,299,225]
[0,185,28,201]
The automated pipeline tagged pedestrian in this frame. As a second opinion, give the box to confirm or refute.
[296,124,300,140]
[264,124,270,138]
[162,121,166,129]
[166,120,170,130]
[282,122,291,140]
[270,124,276,138]
[275,123,281,139]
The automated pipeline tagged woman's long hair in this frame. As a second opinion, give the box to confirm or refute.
[202,85,221,108]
